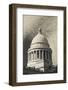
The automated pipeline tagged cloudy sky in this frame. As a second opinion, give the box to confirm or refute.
[23,15,57,66]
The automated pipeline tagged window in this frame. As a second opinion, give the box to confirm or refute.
[37,50,39,59]
[40,50,42,59]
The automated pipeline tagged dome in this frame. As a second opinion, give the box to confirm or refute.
[30,28,49,49]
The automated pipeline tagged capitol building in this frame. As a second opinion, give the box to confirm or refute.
[27,28,52,72]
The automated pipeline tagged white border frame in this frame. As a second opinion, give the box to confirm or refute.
[16,8,64,82]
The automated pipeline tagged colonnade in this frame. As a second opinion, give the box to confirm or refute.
[28,49,51,62]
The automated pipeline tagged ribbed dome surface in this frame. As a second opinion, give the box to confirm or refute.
[30,28,49,49]
[31,33,48,44]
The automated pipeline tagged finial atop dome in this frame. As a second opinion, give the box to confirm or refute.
[38,28,42,34]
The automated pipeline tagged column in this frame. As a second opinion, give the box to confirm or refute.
[39,50,40,59]
[34,51,35,61]
[31,52,32,60]
[28,52,31,62]
[36,50,37,60]
[31,52,33,61]
[33,51,34,61]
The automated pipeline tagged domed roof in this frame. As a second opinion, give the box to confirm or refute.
[30,28,49,49]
